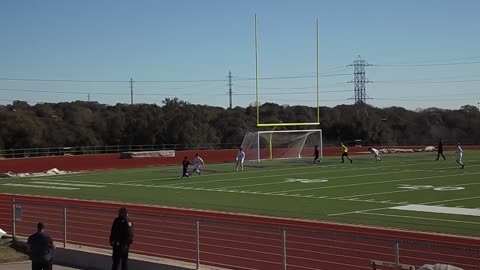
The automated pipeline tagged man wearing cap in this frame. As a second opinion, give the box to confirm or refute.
[110,207,134,270]
[27,222,55,270]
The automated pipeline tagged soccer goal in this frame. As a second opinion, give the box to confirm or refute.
[240,129,323,162]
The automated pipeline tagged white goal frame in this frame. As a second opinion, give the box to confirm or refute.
[249,129,323,162]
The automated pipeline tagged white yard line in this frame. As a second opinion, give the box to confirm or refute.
[336,181,480,199]
[32,181,106,188]
[390,205,480,217]
[328,195,480,217]
[1,183,79,190]
[268,170,480,194]
[124,160,435,186]
[359,212,480,225]
[216,169,428,190]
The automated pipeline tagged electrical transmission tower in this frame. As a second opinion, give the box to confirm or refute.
[348,56,372,104]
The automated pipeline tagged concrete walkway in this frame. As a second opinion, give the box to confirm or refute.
[0,261,81,270]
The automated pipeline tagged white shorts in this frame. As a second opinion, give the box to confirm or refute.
[236,159,244,164]
[193,164,201,170]
[456,154,463,162]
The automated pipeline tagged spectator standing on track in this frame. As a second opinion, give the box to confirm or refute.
[435,140,446,161]
[456,142,465,169]
[236,147,246,171]
[110,207,134,270]
[340,142,353,164]
[181,156,193,178]
[313,145,320,165]
[27,222,55,270]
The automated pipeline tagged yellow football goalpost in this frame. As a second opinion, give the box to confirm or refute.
[254,15,320,127]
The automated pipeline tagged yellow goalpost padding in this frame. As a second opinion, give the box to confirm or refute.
[255,15,320,127]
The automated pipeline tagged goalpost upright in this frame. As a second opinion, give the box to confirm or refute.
[255,15,320,127]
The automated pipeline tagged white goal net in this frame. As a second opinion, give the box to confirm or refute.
[240,129,323,162]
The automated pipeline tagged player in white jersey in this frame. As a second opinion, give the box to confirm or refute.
[235,147,246,171]
[456,143,464,169]
[368,147,381,161]
[192,153,205,175]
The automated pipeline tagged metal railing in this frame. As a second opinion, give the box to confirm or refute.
[0,143,240,159]
[7,200,480,270]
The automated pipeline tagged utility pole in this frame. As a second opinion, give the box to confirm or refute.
[87,93,90,102]
[348,55,372,104]
[130,78,134,105]
[228,71,233,109]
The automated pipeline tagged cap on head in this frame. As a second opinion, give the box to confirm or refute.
[368,147,372,151]
[37,222,45,231]
[184,156,188,159]
[118,207,128,217]
[239,147,243,150]
[314,145,318,148]
[195,153,199,156]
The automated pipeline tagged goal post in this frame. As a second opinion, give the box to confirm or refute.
[240,129,323,162]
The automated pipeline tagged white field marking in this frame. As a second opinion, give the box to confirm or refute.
[118,162,344,184]
[336,181,480,199]
[214,169,429,190]
[456,205,464,208]
[390,204,480,217]
[125,160,442,186]
[421,195,480,205]
[360,212,480,225]
[268,170,480,194]
[328,195,480,216]
[328,206,394,216]
[32,181,106,188]
[2,183,79,190]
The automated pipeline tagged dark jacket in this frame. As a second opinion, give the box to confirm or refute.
[109,216,134,246]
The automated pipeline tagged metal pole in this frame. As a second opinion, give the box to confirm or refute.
[257,132,260,162]
[12,199,16,239]
[282,228,287,270]
[63,207,67,248]
[196,220,200,269]
[130,78,134,105]
[394,241,400,269]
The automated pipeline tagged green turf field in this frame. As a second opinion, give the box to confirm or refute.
[1,151,479,237]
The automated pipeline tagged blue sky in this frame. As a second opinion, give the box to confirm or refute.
[1,0,480,109]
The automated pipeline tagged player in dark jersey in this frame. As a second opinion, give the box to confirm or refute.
[435,140,446,160]
[313,145,320,165]
[181,156,193,178]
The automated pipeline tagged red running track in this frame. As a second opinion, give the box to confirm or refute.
[1,193,479,270]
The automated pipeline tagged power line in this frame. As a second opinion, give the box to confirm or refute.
[233,73,352,81]
[375,79,480,84]
[375,61,480,67]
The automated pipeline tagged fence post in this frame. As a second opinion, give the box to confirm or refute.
[12,199,16,239]
[196,220,200,269]
[282,228,287,270]
[394,241,400,270]
[63,207,67,248]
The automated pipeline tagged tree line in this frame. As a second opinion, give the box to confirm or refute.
[1,98,479,151]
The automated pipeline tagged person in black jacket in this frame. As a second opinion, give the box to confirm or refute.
[27,222,55,270]
[435,140,446,160]
[110,207,134,270]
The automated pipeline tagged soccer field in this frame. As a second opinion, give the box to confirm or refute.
[1,151,479,237]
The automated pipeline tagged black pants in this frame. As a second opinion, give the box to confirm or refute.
[32,261,52,270]
[436,151,446,160]
[112,245,129,270]
[341,152,352,163]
